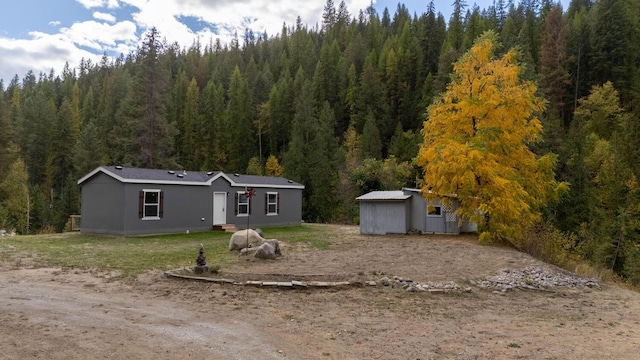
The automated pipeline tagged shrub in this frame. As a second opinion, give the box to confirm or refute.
[523,222,581,268]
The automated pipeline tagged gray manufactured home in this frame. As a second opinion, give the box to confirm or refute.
[356,188,477,235]
[77,166,304,235]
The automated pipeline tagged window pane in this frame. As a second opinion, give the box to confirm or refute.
[268,204,276,213]
[145,205,158,217]
[145,191,159,204]
[268,193,277,203]
[239,204,248,215]
[428,206,441,216]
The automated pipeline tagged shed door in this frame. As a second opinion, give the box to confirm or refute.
[213,192,227,225]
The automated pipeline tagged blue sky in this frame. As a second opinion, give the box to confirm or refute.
[0,0,565,85]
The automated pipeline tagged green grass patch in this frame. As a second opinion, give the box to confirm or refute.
[262,225,331,249]
[0,225,330,278]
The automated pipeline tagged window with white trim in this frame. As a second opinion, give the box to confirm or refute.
[236,191,249,216]
[266,192,279,215]
[139,189,163,220]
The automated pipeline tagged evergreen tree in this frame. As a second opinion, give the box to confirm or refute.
[181,77,200,169]
[73,119,104,177]
[360,111,382,159]
[201,78,226,170]
[266,69,293,155]
[132,28,176,168]
[540,5,571,121]
[225,66,255,172]
[589,0,640,103]
[245,156,263,175]
[1,158,30,234]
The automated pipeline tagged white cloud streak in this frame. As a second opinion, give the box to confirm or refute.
[76,0,120,9]
[0,0,374,83]
[93,11,117,22]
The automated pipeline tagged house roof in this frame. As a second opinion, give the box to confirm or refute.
[356,191,411,201]
[77,166,304,189]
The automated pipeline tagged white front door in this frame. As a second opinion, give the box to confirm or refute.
[213,192,227,225]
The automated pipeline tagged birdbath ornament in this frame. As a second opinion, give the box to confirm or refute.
[194,243,209,274]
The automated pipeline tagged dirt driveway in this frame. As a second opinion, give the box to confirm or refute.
[1,224,639,359]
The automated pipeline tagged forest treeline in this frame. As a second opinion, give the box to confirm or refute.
[1,0,640,282]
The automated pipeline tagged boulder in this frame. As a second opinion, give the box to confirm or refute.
[254,239,281,259]
[229,229,264,251]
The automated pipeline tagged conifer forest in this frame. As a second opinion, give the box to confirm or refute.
[1,0,640,283]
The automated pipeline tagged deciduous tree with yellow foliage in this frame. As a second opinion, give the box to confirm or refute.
[416,31,565,245]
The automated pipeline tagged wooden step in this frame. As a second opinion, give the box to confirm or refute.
[213,224,238,233]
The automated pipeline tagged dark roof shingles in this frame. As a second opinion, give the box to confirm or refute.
[102,166,301,187]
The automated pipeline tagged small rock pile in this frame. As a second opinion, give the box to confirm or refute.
[375,276,467,293]
[472,266,599,291]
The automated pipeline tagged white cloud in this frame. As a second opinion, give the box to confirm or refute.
[93,11,117,22]
[0,0,375,83]
[49,21,61,27]
[60,20,137,50]
[76,0,119,9]
[120,0,372,51]
[0,33,101,83]
[0,18,137,82]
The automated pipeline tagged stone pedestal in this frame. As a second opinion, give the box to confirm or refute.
[194,265,209,274]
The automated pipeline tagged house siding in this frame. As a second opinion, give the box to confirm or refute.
[227,187,302,228]
[122,183,212,235]
[79,168,304,235]
[80,173,126,234]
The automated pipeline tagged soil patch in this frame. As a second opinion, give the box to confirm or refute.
[1,224,639,359]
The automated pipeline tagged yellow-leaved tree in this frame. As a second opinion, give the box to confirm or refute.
[416,31,565,245]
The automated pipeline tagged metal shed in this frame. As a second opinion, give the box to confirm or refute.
[356,191,411,235]
[357,188,477,235]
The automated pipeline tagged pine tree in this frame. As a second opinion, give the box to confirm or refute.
[589,0,640,103]
[540,5,571,121]
[225,66,255,172]
[360,111,382,160]
[181,77,200,169]
[201,78,226,170]
[0,83,19,180]
[266,69,294,155]
[73,119,104,177]
[245,156,263,175]
[131,27,177,168]
[1,158,30,234]
[307,102,341,222]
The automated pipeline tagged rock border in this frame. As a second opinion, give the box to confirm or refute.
[164,271,352,288]
[165,265,600,294]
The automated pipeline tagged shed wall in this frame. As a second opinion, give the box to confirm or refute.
[359,201,409,235]
[407,191,427,232]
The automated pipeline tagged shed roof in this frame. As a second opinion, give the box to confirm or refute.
[77,166,304,189]
[356,191,411,201]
